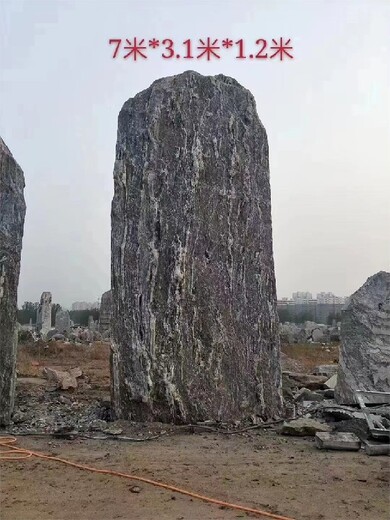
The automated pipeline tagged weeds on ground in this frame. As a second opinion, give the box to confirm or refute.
[281,343,339,372]
[17,341,110,377]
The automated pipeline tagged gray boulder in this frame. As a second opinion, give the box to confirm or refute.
[279,322,301,344]
[55,309,71,333]
[51,333,65,341]
[0,138,26,425]
[336,271,390,404]
[280,418,331,436]
[294,387,324,402]
[47,329,59,340]
[111,71,282,423]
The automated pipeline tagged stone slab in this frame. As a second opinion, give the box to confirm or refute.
[315,431,361,451]
[363,439,390,456]
[325,374,337,389]
[281,418,331,436]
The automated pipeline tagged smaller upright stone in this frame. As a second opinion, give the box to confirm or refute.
[55,309,71,334]
[336,271,390,404]
[99,290,112,335]
[36,291,52,339]
[88,315,96,331]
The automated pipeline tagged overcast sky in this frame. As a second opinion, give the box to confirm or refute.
[1,0,389,307]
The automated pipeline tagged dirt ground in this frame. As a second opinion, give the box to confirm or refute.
[1,342,389,520]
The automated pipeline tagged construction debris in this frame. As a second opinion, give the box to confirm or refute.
[355,390,390,439]
[363,439,390,456]
[294,388,324,402]
[325,374,337,389]
[283,372,328,390]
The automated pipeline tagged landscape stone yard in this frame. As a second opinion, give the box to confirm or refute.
[1,6,389,517]
[1,71,390,520]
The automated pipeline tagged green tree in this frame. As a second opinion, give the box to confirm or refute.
[277,308,292,323]
[69,308,100,326]
[17,301,39,325]
[327,312,342,325]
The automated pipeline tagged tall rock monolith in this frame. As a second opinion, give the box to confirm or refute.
[99,290,112,335]
[0,137,26,425]
[111,71,282,423]
[335,271,390,404]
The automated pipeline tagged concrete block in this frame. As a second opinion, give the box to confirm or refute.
[315,431,361,451]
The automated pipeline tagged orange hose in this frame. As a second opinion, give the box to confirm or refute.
[0,436,296,520]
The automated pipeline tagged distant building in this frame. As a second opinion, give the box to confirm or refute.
[277,290,349,324]
[316,292,346,305]
[292,291,313,303]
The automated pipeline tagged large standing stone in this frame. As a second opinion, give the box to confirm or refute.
[55,309,71,333]
[335,271,390,404]
[0,137,26,425]
[111,71,282,423]
[36,291,52,339]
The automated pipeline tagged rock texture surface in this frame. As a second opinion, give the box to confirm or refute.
[0,137,26,425]
[111,71,282,423]
[335,271,390,404]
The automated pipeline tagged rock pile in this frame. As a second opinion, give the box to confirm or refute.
[43,366,83,390]
[279,321,338,344]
